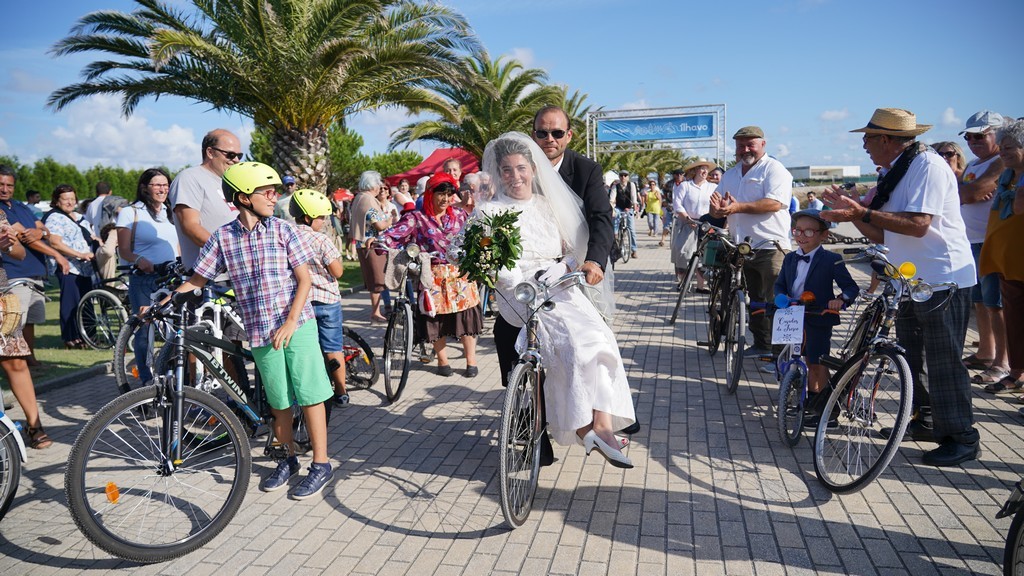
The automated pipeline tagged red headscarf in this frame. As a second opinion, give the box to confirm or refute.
[422,172,459,220]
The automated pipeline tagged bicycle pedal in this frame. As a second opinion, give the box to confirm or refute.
[696,340,710,346]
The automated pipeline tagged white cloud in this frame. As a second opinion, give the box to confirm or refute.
[36,94,200,170]
[820,108,849,122]
[778,125,791,134]
[620,99,649,110]
[776,143,791,159]
[0,136,8,156]
[941,107,961,127]
[8,69,53,94]
[506,47,536,68]
[348,108,421,155]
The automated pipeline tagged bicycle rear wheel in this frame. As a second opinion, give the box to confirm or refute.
[724,291,746,394]
[383,302,413,403]
[65,386,251,563]
[77,289,127,350]
[0,427,22,521]
[705,273,727,356]
[343,328,379,390]
[813,348,912,494]
[777,362,807,446]
[670,251,700,325]
[498,361,542,528]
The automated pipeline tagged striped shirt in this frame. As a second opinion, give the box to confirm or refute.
[294,225,342,305]
[193,217,314,348]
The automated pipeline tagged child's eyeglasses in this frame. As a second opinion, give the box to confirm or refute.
[791,228,821,238]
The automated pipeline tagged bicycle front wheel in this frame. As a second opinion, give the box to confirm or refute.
[344,328,379,390]
[65,386,251,563]
[383,302,413,403]
[619,227,631,263]
[77,289,127,350]
[499,362,542,528]
[813,348,912,494]
[777,363,807,446]
[724,291,746,394]
[0,426,22,521]
[705,274,727,356]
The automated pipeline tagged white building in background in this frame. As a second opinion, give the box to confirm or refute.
[787,165,861,182]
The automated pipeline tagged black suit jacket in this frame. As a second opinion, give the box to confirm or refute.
[557,149,614,269]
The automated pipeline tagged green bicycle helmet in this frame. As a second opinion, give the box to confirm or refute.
[222,162,282,204]
[289,189,334,220]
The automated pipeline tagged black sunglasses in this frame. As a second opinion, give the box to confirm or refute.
[964,133,989,142]
[938,150,958,159]
[533,129,567,140]
[211,146,245,161]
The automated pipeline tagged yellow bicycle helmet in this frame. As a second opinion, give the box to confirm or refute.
[222,162,282,204]
[289,189,334,220]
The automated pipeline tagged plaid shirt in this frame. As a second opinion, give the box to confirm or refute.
[294,225,342,305]
[194,217,314,348]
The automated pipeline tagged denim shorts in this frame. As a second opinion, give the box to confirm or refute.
[312,301,345,353]
[970,242,1002,308]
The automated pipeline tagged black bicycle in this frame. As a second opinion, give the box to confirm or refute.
[669,220,724,325]
[380,244,429,403]
[76,272,130,350]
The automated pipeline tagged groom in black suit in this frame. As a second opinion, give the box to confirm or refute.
[531,105,614,284]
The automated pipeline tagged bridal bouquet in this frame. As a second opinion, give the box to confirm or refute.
[449,210,522,288]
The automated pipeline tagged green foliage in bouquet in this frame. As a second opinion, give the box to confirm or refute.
[454,210,523,288]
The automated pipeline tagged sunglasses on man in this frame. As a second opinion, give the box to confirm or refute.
[211,146,245,161]
[533,129,567,140]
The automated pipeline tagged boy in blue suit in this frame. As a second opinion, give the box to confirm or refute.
[773,209,860,423]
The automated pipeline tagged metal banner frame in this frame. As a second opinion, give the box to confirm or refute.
[586,104,726,164]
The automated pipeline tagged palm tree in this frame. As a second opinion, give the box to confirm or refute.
[47,0,480,188]
[389,53,563,160]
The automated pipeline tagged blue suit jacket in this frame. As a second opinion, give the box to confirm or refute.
[773,248,860,327]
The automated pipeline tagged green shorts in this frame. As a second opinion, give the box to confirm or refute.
[252,320,332,410]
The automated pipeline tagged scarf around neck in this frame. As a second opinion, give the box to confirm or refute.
[870,142,928,210]
[994,168,1021,220]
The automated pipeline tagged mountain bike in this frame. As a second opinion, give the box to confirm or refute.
[812,244,956,494]
[498,270,588,528]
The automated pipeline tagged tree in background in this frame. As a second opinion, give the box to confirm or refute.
[48,0,479,189]
[389,53,562,159]
[0,155,157,203]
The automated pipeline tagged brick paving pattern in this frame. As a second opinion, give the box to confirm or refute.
[0,229,1016,575]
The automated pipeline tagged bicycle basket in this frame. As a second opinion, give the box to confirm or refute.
[0,292,22,337]
[702,240,728,268]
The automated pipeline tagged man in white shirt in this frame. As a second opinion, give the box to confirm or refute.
[958,110,1008,384]
[83,181,112,236]
[806,191,824,211]
[821,108,979,467]
[709,125,793,357]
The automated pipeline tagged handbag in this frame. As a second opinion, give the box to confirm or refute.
[0,291,22,337]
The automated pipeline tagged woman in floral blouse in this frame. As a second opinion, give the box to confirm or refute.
[374,172,482,378]
[42,184,96,348]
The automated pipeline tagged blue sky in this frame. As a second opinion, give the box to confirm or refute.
[1,0,1020,177]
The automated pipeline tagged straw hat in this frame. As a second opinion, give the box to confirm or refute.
[682,158,717,174]
[850,108,932,136]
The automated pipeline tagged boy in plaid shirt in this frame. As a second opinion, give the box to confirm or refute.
[170,162,334,500]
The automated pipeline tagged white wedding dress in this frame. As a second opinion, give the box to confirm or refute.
[483,196,636,445]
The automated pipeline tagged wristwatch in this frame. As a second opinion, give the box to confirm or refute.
[861,209,872,224]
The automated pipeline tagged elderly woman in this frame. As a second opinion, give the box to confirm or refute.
[373,173,481,377]
[980,120,1024,394]
[351,171,394,322]
[42,184,96,349]
[932,141,968,180]
[479,132,635,468]
[116,168,179,384]
[0,207,52,448]
[671,159,718,291]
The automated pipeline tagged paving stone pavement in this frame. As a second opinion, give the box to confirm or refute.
[0,228,1019,575]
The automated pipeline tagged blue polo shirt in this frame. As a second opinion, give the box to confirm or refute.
[0,200,48,279]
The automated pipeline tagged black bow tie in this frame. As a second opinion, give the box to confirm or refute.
[797,254,812,263]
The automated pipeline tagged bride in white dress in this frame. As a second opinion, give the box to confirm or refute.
[478,132,636,468]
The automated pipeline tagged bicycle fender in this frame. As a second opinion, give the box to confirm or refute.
[0,413,28,462]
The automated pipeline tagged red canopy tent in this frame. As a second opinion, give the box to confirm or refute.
[385,148,479,186]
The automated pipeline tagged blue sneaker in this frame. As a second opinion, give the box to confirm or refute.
[290,462,333,500]
[260,456,299,492]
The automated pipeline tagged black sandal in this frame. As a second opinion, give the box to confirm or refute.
[27,426,52,449]
[984,376,1022,394]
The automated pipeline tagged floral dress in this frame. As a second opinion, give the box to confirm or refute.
[0,211,31,357]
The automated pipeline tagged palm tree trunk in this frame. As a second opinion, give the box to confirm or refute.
[271,125,330,190]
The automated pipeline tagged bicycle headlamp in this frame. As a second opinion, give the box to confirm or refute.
[738,242,752,255]
[513,282,536,304]
[404,244,421,259]
[910,281,934,303]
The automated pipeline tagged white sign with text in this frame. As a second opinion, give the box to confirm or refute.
[772,305,804,345]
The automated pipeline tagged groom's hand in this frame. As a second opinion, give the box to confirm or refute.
[581,260,604,285]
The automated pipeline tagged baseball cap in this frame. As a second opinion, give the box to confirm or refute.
[733,126,765,139]
[959,110,1005,135]
[282,175,296,185]
[618,170,630,176]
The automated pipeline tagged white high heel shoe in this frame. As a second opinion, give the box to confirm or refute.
[575,433,629,449]
[581,430,633,469]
